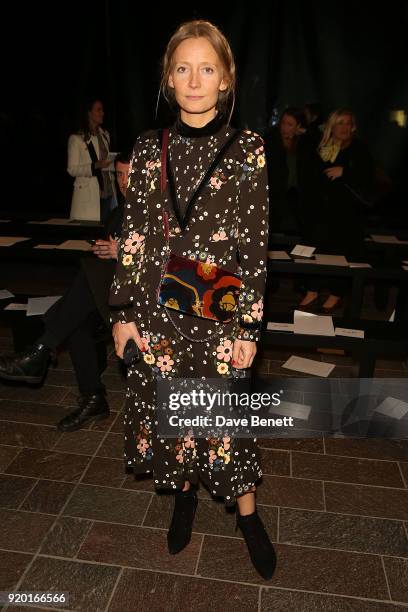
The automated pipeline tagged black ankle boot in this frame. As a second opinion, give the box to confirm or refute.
[167,487,198,554]
[56,392,110,432]
[236,509,277,580]
[0,342,53,383]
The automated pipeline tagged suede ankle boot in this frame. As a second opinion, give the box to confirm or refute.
[236,508,277,580]
[167,487,198,555]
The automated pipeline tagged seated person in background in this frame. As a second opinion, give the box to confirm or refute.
[264,107,306,237]
[303,102,324,144]
[297,109,375,312]
[0,152,131,431]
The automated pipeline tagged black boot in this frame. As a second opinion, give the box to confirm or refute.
[56,392,109,432]
[0,342,53,384]
[236,508,277,580]
[167,486,198,554]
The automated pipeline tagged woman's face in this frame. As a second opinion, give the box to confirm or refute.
[279,114,299,139]
[332,114,354,143]
[88,101,104,126]
[168,37,228,118]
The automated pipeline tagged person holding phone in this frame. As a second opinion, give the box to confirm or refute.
[109,20,275,580]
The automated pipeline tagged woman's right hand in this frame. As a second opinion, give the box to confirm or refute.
[95,159,111,170]
[112,321,143,359]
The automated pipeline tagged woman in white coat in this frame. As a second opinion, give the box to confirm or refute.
[67,98,117,223]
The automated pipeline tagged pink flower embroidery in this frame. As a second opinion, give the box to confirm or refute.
[210,176,222,190]
[216,339,233,362]
[137,438,149,453]
[156,355,174,372]
[124,232,145,254]
[176,451,184,463]
[255,146,264,155]
[208,449,217,464]
[184,432,195,448]
[222,436,231,451]
[251,298,263,321]
[141,336,150,352]
[211,229,228,241]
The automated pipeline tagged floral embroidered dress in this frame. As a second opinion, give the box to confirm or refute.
[109,113,269,506]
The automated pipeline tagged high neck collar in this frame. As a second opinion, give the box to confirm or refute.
[175,111,226,137]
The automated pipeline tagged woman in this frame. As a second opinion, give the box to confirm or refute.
[110,20,276,580]
[297,109,375,311]
[264,107,305,236]
[67,98,116,223]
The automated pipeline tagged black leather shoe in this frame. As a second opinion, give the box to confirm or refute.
[56,393,110,432]
[236,508,277,580]
[167,487,198,554]
[0,342,53,384]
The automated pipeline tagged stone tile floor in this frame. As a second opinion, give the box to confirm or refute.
[0,278,408,611]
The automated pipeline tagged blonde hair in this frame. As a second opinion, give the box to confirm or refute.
[159,20,236,122]
[319,109,357,151]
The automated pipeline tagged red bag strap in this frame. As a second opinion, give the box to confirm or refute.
[160,128,169,194]
[160,128,169,242]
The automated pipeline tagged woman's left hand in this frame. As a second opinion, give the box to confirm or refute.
[324,166,343,180]
[232,339,257,369]
[92,235,118,260]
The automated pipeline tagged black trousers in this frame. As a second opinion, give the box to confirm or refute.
[40,267,108,395]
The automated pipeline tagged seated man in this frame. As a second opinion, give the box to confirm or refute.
[0,152,131,431]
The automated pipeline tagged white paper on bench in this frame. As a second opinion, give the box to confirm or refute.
[0,237,30,247]
[314,254,349,266]
[293,310,335,336]
[290,244,316,258]
[370,234,400,243]
[374,397,408,420]
[335,327,365,338]
[0,290,14,300]
[4,303,27,311]
[268,400,312,421]
[28,218,79,225]
[56,240,92,251]
[267,250,291,260]
[349,262,372,268]
[389,309,395,322]
[266,322,294,332]
[282,356,335,377]
[26,296,61,317]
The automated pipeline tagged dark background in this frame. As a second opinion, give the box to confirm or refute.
[1,0,407,218]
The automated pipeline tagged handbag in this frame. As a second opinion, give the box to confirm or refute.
[156,126,242,342]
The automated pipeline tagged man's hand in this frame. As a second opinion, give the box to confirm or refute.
[92,236,118,260]
[112,321,143,359]
[232,339,257,369]
[324,166,343,180]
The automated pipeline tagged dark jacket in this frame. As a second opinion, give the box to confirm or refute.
[264,126,305,234]
[297,137,375,256]
[81,204,124,324]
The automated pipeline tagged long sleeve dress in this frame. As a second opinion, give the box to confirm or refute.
[109,113,269,506]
